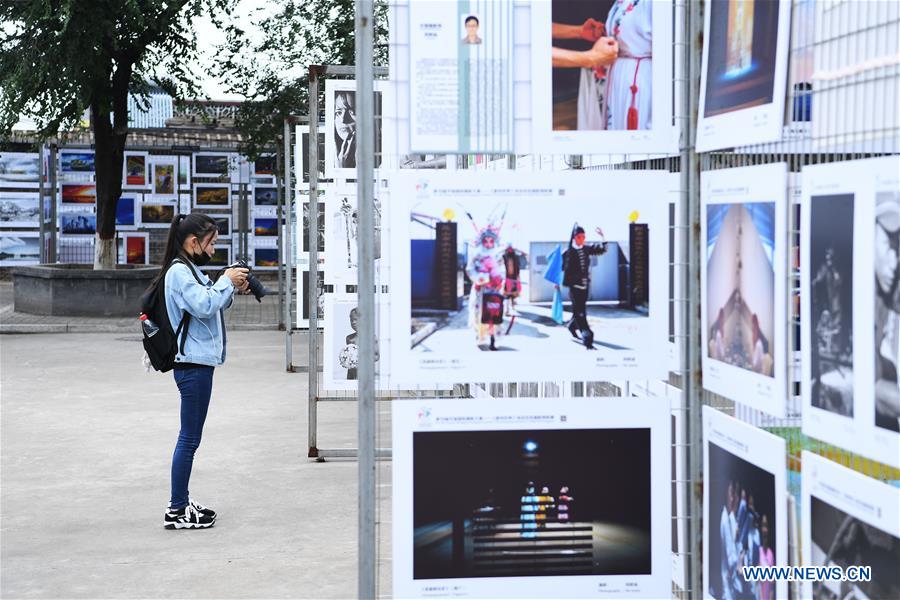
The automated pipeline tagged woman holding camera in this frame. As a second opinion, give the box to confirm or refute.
[151,213,249,529]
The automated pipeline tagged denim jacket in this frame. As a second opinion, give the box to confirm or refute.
[164,259,234,366]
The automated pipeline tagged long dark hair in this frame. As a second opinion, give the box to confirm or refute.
[147,213,218,289]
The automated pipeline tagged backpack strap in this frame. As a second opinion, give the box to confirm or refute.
[172,257,205,285]
[169,257,205,356]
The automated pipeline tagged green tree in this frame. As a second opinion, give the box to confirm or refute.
[215,0,388,160]
[0,0,233,268]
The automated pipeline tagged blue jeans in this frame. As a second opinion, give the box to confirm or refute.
[170,366,214,510]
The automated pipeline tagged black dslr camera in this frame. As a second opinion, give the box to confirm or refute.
[225,258,268,302]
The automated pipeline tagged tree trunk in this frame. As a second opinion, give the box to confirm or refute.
[91,62,132,269]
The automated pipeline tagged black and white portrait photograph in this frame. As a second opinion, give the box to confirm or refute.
[325,189,382,284]
[324,80,384,179]
[809,194,855,418]
[874,191,900,434]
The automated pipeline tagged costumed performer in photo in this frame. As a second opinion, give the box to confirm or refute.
[601,0,653,130]
[562,223,607,350]
[333,90,357,169]
[502,244,527,316]
[874,196,900,432]
[466,227,505,351]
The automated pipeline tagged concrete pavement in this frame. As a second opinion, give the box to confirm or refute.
[1,330,394,599]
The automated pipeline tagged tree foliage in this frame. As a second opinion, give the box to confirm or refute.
[0,0,233,267]
[215,0,389,160]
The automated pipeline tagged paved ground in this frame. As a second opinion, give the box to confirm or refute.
[1,330,394,599]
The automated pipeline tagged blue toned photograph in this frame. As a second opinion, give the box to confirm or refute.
[703,0,780,118]
[115,196,135,227]
[60,152,95,173]
[61,212,97,235]
[706,202,776,377]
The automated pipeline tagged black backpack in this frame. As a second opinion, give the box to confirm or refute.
[140,258,203,372]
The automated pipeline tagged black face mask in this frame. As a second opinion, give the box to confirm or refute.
[190,250,212,267]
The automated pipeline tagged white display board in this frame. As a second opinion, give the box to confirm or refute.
[530,0,677,155]
[404,0,515,153]
[696,0,792,152]
[801,157,900,468]
[801,451,900,600]
[702,406,787,600]
[392,397,671,599]
[388,170,671,386]
[388,0,531,155]
[701,164,788,417]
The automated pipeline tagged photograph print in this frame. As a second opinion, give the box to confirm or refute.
[124,153,147,187]
[61,184,96,205]
[253,217,278,237]
[194,184,231,209]
[390,170,668,384]
[325,188,382,284]
[152,160,177,197]
[193,153,230,177]
[874,190,900,434]
[323,295,385,390]
[530,0,676,154]
[392,398,671,599]
[706,202,776,375]
[0,152,41,186]
[60,211,96,235]
[302,200,326,254]
[254,247,279,270]
[696,0,792,151]
[254,186,278,207]
[701,164,787,416]
[802,452,900,600]
[140,203,176,227]
[703,406,787,600]
[123,233,149,265]
[59,150,95,173]
[324,79,384,179]
[297,130,326,184]
[413,428,652,579]
[808,193,854,418]
[115,196,137,229]
[0,233,40,265]
[0,195,40,228]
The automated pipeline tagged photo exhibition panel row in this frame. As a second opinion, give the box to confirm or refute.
[1,149,280,267]
[392,397,672,599]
